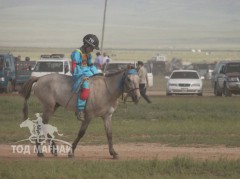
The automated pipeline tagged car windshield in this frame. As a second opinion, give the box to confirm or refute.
[34,62,63,72]
[106,63,134,72]
[171,71,199,79]
[226,63,240,73]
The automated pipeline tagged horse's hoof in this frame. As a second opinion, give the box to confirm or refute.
[37,153,44,157]
[113,154,119,160]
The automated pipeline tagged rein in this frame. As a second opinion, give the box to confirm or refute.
[104,71,138,100]
[120,71,139,102]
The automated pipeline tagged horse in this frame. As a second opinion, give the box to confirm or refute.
[19,70,140,159]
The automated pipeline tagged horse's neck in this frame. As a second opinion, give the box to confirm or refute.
[104,72,124,99]
[27,121,34,131]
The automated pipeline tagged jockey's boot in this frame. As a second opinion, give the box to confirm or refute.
[75,111,84,121]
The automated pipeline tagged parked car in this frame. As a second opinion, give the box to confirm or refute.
[15,61,36,89]
[0,52,35,92]
[213,61,240,96]
[147,59,166,75]
[31,54,71,77]
[104,61,153,87]
[211,61,228,88]
[104,61,136,73]
[192,63,215,80]
[165,70,204,96]
[143,63,153,87]
[0,52,16,92]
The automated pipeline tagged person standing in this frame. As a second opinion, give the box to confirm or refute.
[137,61,151,103]
[94,52,104,72]
[71,34,99,121]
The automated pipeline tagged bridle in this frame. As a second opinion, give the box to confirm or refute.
[121,71,139,101]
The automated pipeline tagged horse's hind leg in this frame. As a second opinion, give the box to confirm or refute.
[68,119,91,158]
[103,114,118,159]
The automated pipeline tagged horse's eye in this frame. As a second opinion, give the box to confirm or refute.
[127,78,131,82]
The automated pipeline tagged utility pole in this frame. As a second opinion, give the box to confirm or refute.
[101,0,108,52]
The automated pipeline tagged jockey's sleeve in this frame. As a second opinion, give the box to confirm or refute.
[71,50,82,73]
[87,54,93,66]
[72,61,77,73]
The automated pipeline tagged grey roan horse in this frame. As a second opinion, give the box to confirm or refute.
[19,70,140,159]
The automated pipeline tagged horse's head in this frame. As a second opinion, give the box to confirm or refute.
[20,118,31,128]
[122,69,141,103]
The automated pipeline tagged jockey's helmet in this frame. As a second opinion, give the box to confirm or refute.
[83,34,100,50]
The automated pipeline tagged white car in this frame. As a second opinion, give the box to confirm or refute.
[165,70,204,96]
[31,54,71,77]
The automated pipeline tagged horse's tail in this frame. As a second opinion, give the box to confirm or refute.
[19,77,39,120]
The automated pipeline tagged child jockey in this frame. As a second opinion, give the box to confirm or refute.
[71,34,99,121]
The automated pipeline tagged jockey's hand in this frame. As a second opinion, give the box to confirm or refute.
[83,76,89,81]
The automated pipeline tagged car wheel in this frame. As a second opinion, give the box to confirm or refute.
[214,83,222,96]
[223,83,232,97]
[197,93,203,96]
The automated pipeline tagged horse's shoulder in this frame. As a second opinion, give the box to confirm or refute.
[89,75,105,82]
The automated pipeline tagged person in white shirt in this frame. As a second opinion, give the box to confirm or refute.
[137,61,151,103]
[103,52,112,64]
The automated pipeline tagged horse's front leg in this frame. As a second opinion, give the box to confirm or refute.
[68,118,91,158]
[103,114,118,159]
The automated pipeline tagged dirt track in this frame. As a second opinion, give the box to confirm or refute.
[1,143,240,161]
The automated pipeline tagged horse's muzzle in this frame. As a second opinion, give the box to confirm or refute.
[128,88,140,104]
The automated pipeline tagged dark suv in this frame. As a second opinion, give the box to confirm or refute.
[0,53,16,92]
[213,61,240,96]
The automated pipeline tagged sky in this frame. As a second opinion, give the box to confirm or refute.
[0,0,240,49]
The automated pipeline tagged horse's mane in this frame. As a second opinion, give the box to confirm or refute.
[105,69,126,77]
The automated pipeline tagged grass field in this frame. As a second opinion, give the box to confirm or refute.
[1,158,240,179]
[1,95,240,178]
[0,46,240,178]
[1,95,240,146]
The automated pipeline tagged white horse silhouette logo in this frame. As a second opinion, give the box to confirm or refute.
[20,113,63,144]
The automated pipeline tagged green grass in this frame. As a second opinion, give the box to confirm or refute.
[2,95,240,178]
[1,157,240,179]
[1,95,240,147]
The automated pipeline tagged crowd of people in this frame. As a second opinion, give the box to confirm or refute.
[93,51,112,72]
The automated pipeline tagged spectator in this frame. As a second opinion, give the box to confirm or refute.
[137,61,151,103]
[94,52,104,71]
[103,52,112,64]
[25,57,30,61]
